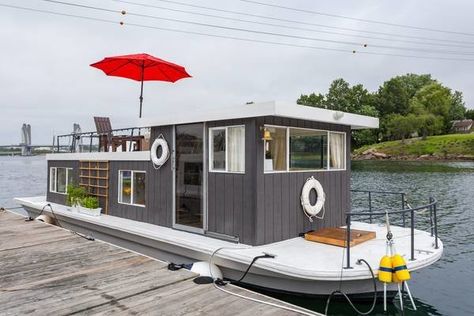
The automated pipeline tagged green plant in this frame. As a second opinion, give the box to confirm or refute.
[81,196,99,209]
[66,184,87,206]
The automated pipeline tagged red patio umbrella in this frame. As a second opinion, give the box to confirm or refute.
[90,53,191,118]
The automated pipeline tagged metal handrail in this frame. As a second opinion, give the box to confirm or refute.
[345,190,439,269]
[54,126,150,153]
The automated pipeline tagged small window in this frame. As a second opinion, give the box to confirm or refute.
[49,167,73,194]
[289,128,327,171]
[119,170,146,206]
[329,132,346,169]
[264,127,287,172]
[209,126,245,173]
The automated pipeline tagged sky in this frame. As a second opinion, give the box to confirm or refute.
[0,0,473,145]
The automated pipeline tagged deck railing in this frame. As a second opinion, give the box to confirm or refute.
[53,127,151,153]
[345,190,439,269]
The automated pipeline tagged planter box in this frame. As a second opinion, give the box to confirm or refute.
[77,206,102,217]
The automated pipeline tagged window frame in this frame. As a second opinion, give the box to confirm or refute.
[208,125,245,174]
[49,167,73,194]
[263,124,346,174]
[118,170,146,207]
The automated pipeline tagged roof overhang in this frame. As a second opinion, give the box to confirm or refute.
[139,101,379,129]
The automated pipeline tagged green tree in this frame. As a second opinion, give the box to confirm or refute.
[376,74,434,117]
[385,114,419,141]
[417,114,444,140]
[449,91,467,121]
[297,92,325,108]
[409,83,453,132]
[466,109,474,120]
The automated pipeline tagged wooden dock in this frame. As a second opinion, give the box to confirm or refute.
[0,210,319,316]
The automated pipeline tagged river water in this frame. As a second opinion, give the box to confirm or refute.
[0,156,473,315]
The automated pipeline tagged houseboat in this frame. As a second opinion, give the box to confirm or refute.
[15,101,443,299]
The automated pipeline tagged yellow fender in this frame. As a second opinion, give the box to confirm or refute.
[378,255,392,283]
[392,254,410,282]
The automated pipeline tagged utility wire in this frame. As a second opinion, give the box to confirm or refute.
[33,0,474,56]
[239,0,474,37]
[142,0,474,47]
[113,0,474,49]
[1,3,474,62]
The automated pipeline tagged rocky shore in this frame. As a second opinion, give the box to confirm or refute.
[352,148,474,161]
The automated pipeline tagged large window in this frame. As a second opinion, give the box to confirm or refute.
[289,128,327,171]
[263,125,346,173]
[49,167,73,194]
[209,126,245,173]
[264,127,287,172]
[119,170,146,206]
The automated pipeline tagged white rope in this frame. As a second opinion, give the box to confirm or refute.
[208,247,320,316]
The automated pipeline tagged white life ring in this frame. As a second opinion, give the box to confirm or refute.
[150,136,169,168]
[300,176,325,222]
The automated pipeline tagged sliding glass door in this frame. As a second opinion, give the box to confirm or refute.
[174,123,205,231]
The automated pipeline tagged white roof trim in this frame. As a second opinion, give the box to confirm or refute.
[46,151,150,161]
[139,101,379,129]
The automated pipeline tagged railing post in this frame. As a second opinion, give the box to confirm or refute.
[368,192,372,224]
[345,214,352,269]
[56,136,60,153]
[410,208,415,261]
[129,128,135,152]
[433,198,439,249]
[89,133,93,153]
[429,197,434,237]
[402,193,406,227]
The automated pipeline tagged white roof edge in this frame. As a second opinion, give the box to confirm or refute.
[46,151,151,161]
[138,101,379,129]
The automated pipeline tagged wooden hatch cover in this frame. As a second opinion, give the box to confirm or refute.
[304,227,376,247]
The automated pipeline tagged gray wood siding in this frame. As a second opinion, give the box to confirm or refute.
[108,125,174,226]
[46,160,80,205]
[207,119,256,245]
[254,116,351,245]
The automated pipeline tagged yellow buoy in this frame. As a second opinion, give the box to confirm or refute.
[378,255,393,283]
[392,254,410,281]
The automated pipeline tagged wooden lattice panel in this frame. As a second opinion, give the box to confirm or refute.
[79,160,109,214]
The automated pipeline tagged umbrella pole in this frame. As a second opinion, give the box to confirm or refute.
[139,62,144,118]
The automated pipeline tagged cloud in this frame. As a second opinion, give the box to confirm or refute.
[0,0,473,144]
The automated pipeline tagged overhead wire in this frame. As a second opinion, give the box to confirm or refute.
[239,0,474,37]
[32,0,474,56]
[142,0,474,47]
[114,0,474,49]
[1,3,474,62]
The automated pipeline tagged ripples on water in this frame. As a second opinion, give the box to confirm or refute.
[0,156,472,315]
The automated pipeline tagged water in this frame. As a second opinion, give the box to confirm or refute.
[1,156,473,315]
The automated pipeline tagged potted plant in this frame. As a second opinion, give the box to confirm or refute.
[66,184,87,212]
[77,196,102,217]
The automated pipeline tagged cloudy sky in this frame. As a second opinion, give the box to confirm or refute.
[0,0,473,145]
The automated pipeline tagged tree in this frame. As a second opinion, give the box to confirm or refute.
[376,74,434,117]
[449,91,467,121]
[409,83,453,132]
[385,114,419,141]
[466,109,474,120]
[417,114,444,140]
[297,93,325,108]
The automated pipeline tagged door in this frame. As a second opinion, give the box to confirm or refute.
[173,123,206,232]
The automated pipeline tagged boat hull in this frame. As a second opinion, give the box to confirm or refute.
[22,204,407,297]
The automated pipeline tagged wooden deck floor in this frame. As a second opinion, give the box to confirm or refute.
[0,210,318,316]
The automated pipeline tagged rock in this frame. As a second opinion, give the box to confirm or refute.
[362,148,375,155]
[372,151,388,158]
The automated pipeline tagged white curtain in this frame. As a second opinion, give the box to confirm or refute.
[228,126,245,172]
[330,132,345,169]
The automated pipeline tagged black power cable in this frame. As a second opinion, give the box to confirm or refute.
[324,258,377,315]
[236,253,275,283]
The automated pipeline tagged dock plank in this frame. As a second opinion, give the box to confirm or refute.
[0,211,316,316]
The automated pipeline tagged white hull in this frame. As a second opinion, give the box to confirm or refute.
[16,196,443,297]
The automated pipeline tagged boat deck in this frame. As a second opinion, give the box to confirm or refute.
[15,196,443,282]
[0,210,318,316]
